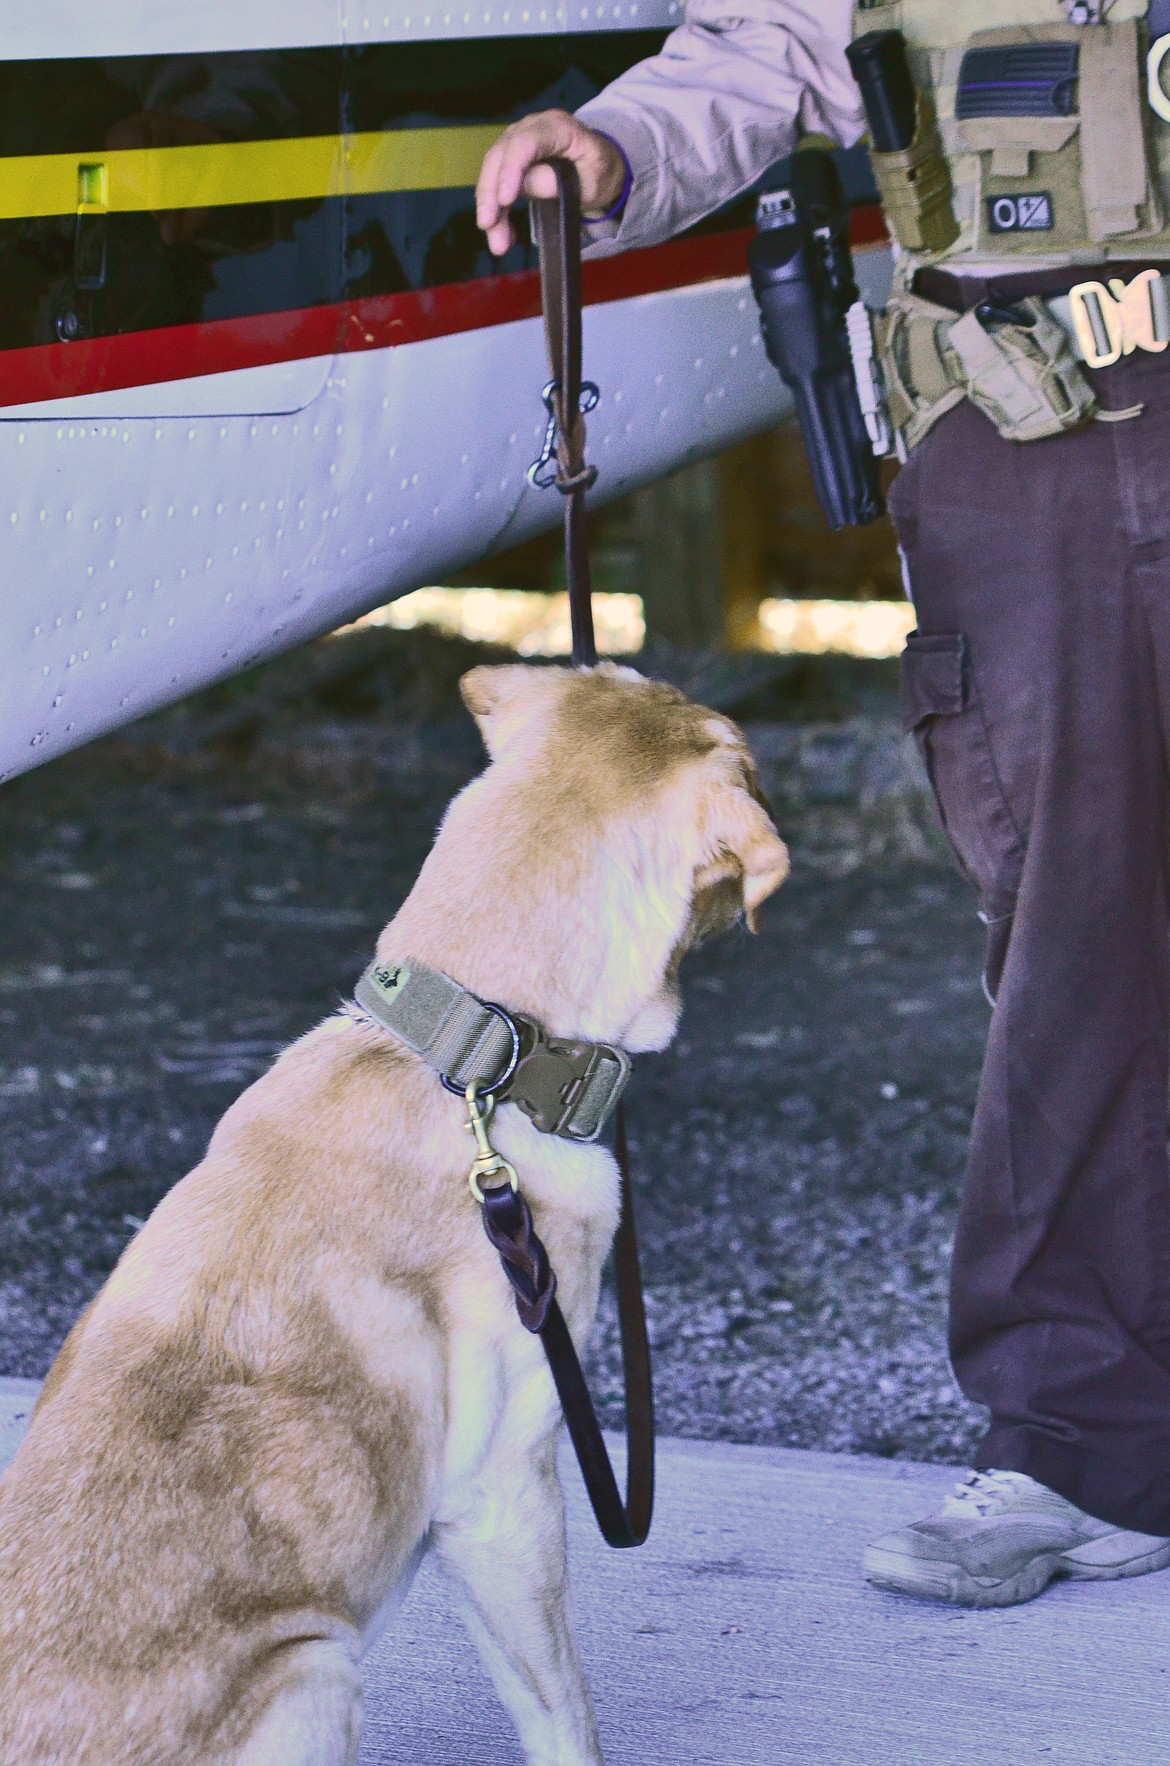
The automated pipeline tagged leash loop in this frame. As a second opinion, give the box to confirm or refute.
[480,1180,559,1333]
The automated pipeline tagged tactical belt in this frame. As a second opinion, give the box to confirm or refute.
[875,264,1170,455]
[354,956,631,1142]
[877,265,1170,453]
[916,264,1170,369]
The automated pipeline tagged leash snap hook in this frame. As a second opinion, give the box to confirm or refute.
[464,1082,520,1203]
[527,378,601,490]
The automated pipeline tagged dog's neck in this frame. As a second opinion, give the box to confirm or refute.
[376,759,684,1055]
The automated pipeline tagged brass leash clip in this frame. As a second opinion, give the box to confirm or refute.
[464,1081,520,1204]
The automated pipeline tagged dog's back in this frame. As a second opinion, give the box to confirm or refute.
[0,1031,455,1764]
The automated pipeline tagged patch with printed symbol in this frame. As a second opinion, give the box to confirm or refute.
[372,964,410,995]
[987,193,1054,234]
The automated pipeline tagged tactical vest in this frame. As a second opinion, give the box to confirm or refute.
[853,0,1170,274]
[852,1,1170,445]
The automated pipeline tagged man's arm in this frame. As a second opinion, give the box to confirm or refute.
[476,0,862,256]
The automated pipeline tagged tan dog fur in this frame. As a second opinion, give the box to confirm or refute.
[0,662,788,1766]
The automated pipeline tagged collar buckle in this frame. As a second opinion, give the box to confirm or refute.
[502,1018,632,1142]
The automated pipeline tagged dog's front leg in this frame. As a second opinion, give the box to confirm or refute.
[435,1439,604,1766]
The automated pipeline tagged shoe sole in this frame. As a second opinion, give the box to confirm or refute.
[863,1544,1062,1608]
[1058,1537,1170,1582]
[864,1537,1170,1608]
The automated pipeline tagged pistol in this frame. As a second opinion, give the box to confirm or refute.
[748,146,885,531]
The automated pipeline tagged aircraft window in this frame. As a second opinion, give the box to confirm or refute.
[0,31,823,412]
[0,52,342,358]
[341,39,670,289]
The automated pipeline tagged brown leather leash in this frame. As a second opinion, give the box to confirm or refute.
[529,167,599,668]
[477,160,655,1549]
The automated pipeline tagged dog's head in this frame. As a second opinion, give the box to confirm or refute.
[457,663,788,1051]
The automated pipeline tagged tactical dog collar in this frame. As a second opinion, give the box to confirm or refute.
[353,957,631,1143]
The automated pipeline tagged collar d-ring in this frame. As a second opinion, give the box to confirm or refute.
[439,1000,522,1099]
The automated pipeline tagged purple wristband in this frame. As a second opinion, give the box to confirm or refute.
[581,131,633,226]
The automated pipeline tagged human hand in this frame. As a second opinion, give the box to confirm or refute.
[475,109,628,255]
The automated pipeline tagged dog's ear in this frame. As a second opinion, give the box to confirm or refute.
[702,774,789,932]
[460,665,557,758]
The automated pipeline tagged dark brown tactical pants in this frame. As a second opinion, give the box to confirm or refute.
[889,351,1170,1536]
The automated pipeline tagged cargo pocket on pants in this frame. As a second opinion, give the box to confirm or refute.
[900,631,1024,1001]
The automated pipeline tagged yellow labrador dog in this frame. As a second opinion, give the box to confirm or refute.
[0,662,787,1766]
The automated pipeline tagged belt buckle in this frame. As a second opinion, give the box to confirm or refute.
[1068,269,1168,369]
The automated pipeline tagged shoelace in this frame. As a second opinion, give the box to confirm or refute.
[939,1468,1039,1519]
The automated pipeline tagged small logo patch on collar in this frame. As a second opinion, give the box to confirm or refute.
[370,963,410,996]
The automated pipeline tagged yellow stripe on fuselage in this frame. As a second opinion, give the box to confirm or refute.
[0,125,503,221]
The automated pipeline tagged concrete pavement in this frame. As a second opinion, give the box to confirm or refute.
[2,1376,1167,1764]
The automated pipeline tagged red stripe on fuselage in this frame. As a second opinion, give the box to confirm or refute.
[0,207,888,409]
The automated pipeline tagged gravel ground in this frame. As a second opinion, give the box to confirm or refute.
[0,631,991,1465]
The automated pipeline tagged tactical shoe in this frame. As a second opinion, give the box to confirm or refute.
[863,1469,1170,1608]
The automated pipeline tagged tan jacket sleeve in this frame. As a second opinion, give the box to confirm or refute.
[576,0,864,255]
